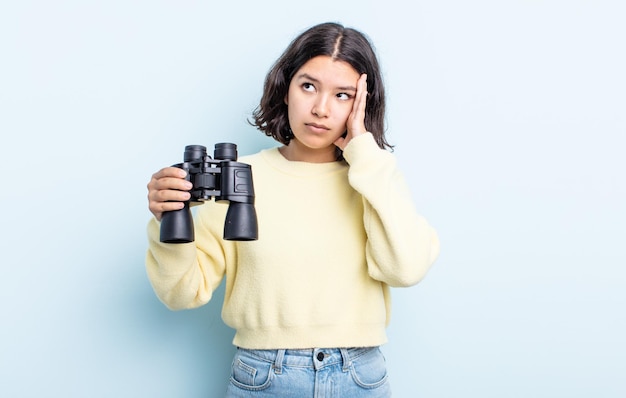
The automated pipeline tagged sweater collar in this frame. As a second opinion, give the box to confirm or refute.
[260,147,347,177]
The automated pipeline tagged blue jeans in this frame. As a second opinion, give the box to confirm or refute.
[225,346,391,397]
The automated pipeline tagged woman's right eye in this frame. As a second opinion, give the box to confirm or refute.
[302,83,315,92]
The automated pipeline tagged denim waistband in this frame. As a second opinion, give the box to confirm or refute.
[236,347,378,373]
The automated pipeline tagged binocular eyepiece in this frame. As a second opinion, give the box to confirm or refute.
[160,143,258,243]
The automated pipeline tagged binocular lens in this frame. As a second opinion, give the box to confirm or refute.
[160,202,195,243]
[224,203,258,241]
[214,143,237,161]
[184,145,207,162]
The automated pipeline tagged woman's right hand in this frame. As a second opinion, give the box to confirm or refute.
[147,167,193,221]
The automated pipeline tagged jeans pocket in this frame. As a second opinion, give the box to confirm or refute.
[349,348,389,389]
[229,350,273,391]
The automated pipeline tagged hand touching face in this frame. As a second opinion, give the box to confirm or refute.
[334,73,367,151]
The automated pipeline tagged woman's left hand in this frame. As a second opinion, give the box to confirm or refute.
[334,73,368,150]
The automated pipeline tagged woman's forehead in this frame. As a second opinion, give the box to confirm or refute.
[293,56,359,87]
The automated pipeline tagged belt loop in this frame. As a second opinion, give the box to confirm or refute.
[273,349,286,374]
[339,348,351,372]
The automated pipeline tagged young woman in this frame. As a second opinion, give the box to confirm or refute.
[146,22,440,397]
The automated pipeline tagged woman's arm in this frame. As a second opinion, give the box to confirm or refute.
[343,133,440,287]
[145,167,229,310]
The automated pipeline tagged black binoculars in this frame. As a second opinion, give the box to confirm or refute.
[160,143,258,243]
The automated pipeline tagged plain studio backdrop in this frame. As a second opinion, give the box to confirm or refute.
[1,1,624,397]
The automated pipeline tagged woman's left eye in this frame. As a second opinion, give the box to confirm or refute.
[337,93,352,100]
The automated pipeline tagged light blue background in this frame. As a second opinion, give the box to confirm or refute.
[1,1,624,397]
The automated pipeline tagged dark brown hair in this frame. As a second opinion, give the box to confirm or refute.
[251,22,391,157]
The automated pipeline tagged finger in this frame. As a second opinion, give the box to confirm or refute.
[348,74,368,133]
[149,200,186,221]
[149,188,191,204]
[333,136,346,150]
[148,187,191,220]
[149,199,186,213]
[354,74,368,117]
[148,168,192,192]
[152,176,193,192]
[152,166,187,181]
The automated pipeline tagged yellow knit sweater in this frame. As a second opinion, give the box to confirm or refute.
[146,133,440,349]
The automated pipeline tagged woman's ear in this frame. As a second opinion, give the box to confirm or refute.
[284,93,289,105]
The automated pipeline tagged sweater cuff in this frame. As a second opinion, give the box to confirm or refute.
[147,217,161,240]
[342,132,392,167]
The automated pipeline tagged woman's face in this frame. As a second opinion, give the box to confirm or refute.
[283,55,360,163]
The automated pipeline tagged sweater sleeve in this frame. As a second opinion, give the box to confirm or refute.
[342,133,440,287]
[145,201,232,310]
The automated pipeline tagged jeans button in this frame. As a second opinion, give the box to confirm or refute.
[316,352,324,361]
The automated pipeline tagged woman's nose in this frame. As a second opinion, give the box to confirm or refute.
[312,96,329,117]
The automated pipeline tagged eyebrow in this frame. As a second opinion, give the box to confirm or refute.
[296,73,357,92]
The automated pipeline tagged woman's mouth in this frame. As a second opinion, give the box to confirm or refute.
[305,123,330,133]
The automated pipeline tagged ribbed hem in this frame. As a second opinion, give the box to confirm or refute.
[231,324,388,350]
